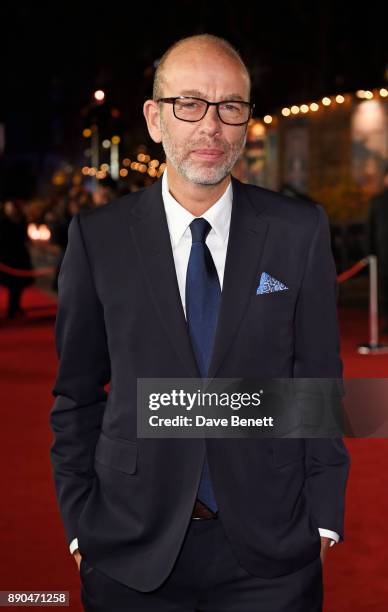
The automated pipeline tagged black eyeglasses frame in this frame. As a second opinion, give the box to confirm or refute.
[156,96,255,126]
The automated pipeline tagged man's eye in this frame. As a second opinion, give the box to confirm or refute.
[179,102,198,109]
[222,103,241,112]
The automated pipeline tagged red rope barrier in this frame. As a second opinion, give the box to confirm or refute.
[0,262,57,278]
[337,258,369,283]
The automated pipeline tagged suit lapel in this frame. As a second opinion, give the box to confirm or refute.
[208,178,269,378]
[129,179,200,377]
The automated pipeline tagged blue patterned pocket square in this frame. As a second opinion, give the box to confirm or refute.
[256,272,289,295]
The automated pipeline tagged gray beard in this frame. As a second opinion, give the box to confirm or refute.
[160,119,246,186]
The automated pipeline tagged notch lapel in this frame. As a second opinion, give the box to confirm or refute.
[129,180,200,377]
[208,178,269,378]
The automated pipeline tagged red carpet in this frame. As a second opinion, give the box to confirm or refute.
[0,287,83,610]
[324,307,388,611]
[0,286,387,611]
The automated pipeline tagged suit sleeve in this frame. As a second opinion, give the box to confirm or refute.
[293,204,350,541]
[49,213,111,545]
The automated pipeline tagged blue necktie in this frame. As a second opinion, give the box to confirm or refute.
[186,218,221,512]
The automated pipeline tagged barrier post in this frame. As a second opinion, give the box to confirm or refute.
[369,255,379,348]
[358,254,388,354]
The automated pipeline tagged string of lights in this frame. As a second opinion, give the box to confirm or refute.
[256,86,388,125]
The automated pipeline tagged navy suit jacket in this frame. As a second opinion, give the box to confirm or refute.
[50,177,350,591]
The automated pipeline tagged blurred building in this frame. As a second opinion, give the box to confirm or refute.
[244,87,388,226]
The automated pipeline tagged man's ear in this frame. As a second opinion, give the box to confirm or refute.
[143,100,162,144]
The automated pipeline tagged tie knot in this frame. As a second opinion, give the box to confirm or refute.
[189,218,211,244]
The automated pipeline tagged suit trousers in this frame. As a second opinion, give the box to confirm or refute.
[80,515,323,611]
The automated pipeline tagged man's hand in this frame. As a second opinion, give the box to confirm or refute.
[73,549,82,571]
[320,537,332,565]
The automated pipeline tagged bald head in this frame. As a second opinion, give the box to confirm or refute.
[144,33,250,189]
[153,34,251,101]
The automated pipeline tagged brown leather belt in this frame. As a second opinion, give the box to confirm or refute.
[191,499,218,520]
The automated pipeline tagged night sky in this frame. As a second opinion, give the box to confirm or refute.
[1,1,387,179]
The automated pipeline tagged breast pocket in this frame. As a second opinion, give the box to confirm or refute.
[255,287,295,302]
[94,432,138,474]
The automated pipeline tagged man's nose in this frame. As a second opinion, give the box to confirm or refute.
[198,105,222,135]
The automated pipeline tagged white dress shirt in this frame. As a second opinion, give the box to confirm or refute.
[162,169,232,315]
[69,170,338,554]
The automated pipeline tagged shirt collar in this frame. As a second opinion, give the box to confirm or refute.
[162,169,232,248]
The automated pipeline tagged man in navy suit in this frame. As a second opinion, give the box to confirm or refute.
[50,34,350,611]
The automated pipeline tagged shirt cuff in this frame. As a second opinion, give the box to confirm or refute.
[318,528,339,547]
[69,538,79,554]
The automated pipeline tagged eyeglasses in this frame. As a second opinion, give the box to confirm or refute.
[157,96,254,126]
